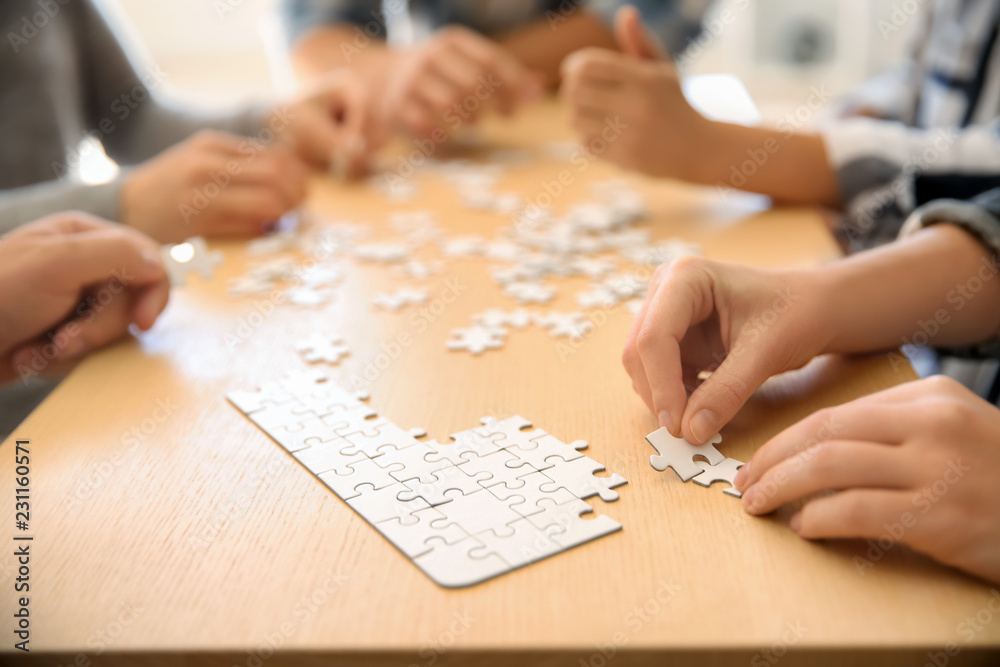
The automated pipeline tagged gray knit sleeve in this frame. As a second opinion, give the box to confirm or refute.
[81,0,268,167]
[0,177,128,234]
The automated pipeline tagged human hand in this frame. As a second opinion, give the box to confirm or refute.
[560,7,709,179]
[380,26,543,136]
[735,376,1000,584]
[274,70,384,178]
[0,212,169,383]
[622,257,833,444]
[121,130,309,243]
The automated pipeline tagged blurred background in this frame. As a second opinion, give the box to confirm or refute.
[111,0,919,119]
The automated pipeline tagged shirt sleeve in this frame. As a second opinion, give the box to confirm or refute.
[823,118,1000,251]
[898,188,1000,359]
[584,0,710,56]
[80,0,268,167]
[280,0,387,45]
[0,175,128,235]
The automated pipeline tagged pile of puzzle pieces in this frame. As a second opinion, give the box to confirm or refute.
[645,427,745,498]
[228,370,627,588]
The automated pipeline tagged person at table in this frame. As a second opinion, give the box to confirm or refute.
[624,185,1000,583]
[282,0,711,136]
[0,212,171,435]
[0,0,377,244]
[562,2,1000,253]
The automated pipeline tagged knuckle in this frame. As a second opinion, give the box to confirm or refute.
[634,325,660,356]
[926,395,974,431]
[709,372,752,412]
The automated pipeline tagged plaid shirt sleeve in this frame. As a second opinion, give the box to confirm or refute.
[281,0,386,44]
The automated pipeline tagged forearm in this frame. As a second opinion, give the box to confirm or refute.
[498,12,617,87]
[697,121,841,208]
[817,225,1000,354]
[291,24,392,80]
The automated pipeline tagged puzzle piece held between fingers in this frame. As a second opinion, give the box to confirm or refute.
[646,427,724,481]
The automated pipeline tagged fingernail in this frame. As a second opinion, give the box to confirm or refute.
[741,484,759,514]
[657,410,674,433]
[790,511,802,533]
[689,409,718,444]
[733,460,750,489]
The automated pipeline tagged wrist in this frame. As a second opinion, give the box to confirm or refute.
[791,266,846,356]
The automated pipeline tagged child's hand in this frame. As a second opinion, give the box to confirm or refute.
[121,130,309,243]
[560,7,708,180]
[735,376,1000,584]
[0,212,169,383]
[623,257,833,443]
[380,26,543,136]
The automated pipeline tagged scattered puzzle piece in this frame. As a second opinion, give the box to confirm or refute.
[162,237,222,287]
[446,326,507,355]
[295,333,350,365]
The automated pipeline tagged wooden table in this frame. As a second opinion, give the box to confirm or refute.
[4,102,1000,666]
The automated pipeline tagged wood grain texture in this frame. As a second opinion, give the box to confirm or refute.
[3,101,999,666]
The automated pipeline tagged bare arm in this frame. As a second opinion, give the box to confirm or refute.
[498,12,617,88]
[820,223,1000,353]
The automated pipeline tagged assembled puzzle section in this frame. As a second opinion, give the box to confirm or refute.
[228,372,627,588]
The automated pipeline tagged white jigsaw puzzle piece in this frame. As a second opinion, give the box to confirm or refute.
[162,237,222,287]
[446,326,507,355]
[645,427,724,481]
[692,457,745,498]
[295,333,350,364]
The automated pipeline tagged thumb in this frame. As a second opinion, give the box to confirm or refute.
[680,348,774,445]
[614,5,664,60]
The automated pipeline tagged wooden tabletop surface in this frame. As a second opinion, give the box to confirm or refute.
[3,102,999,667]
